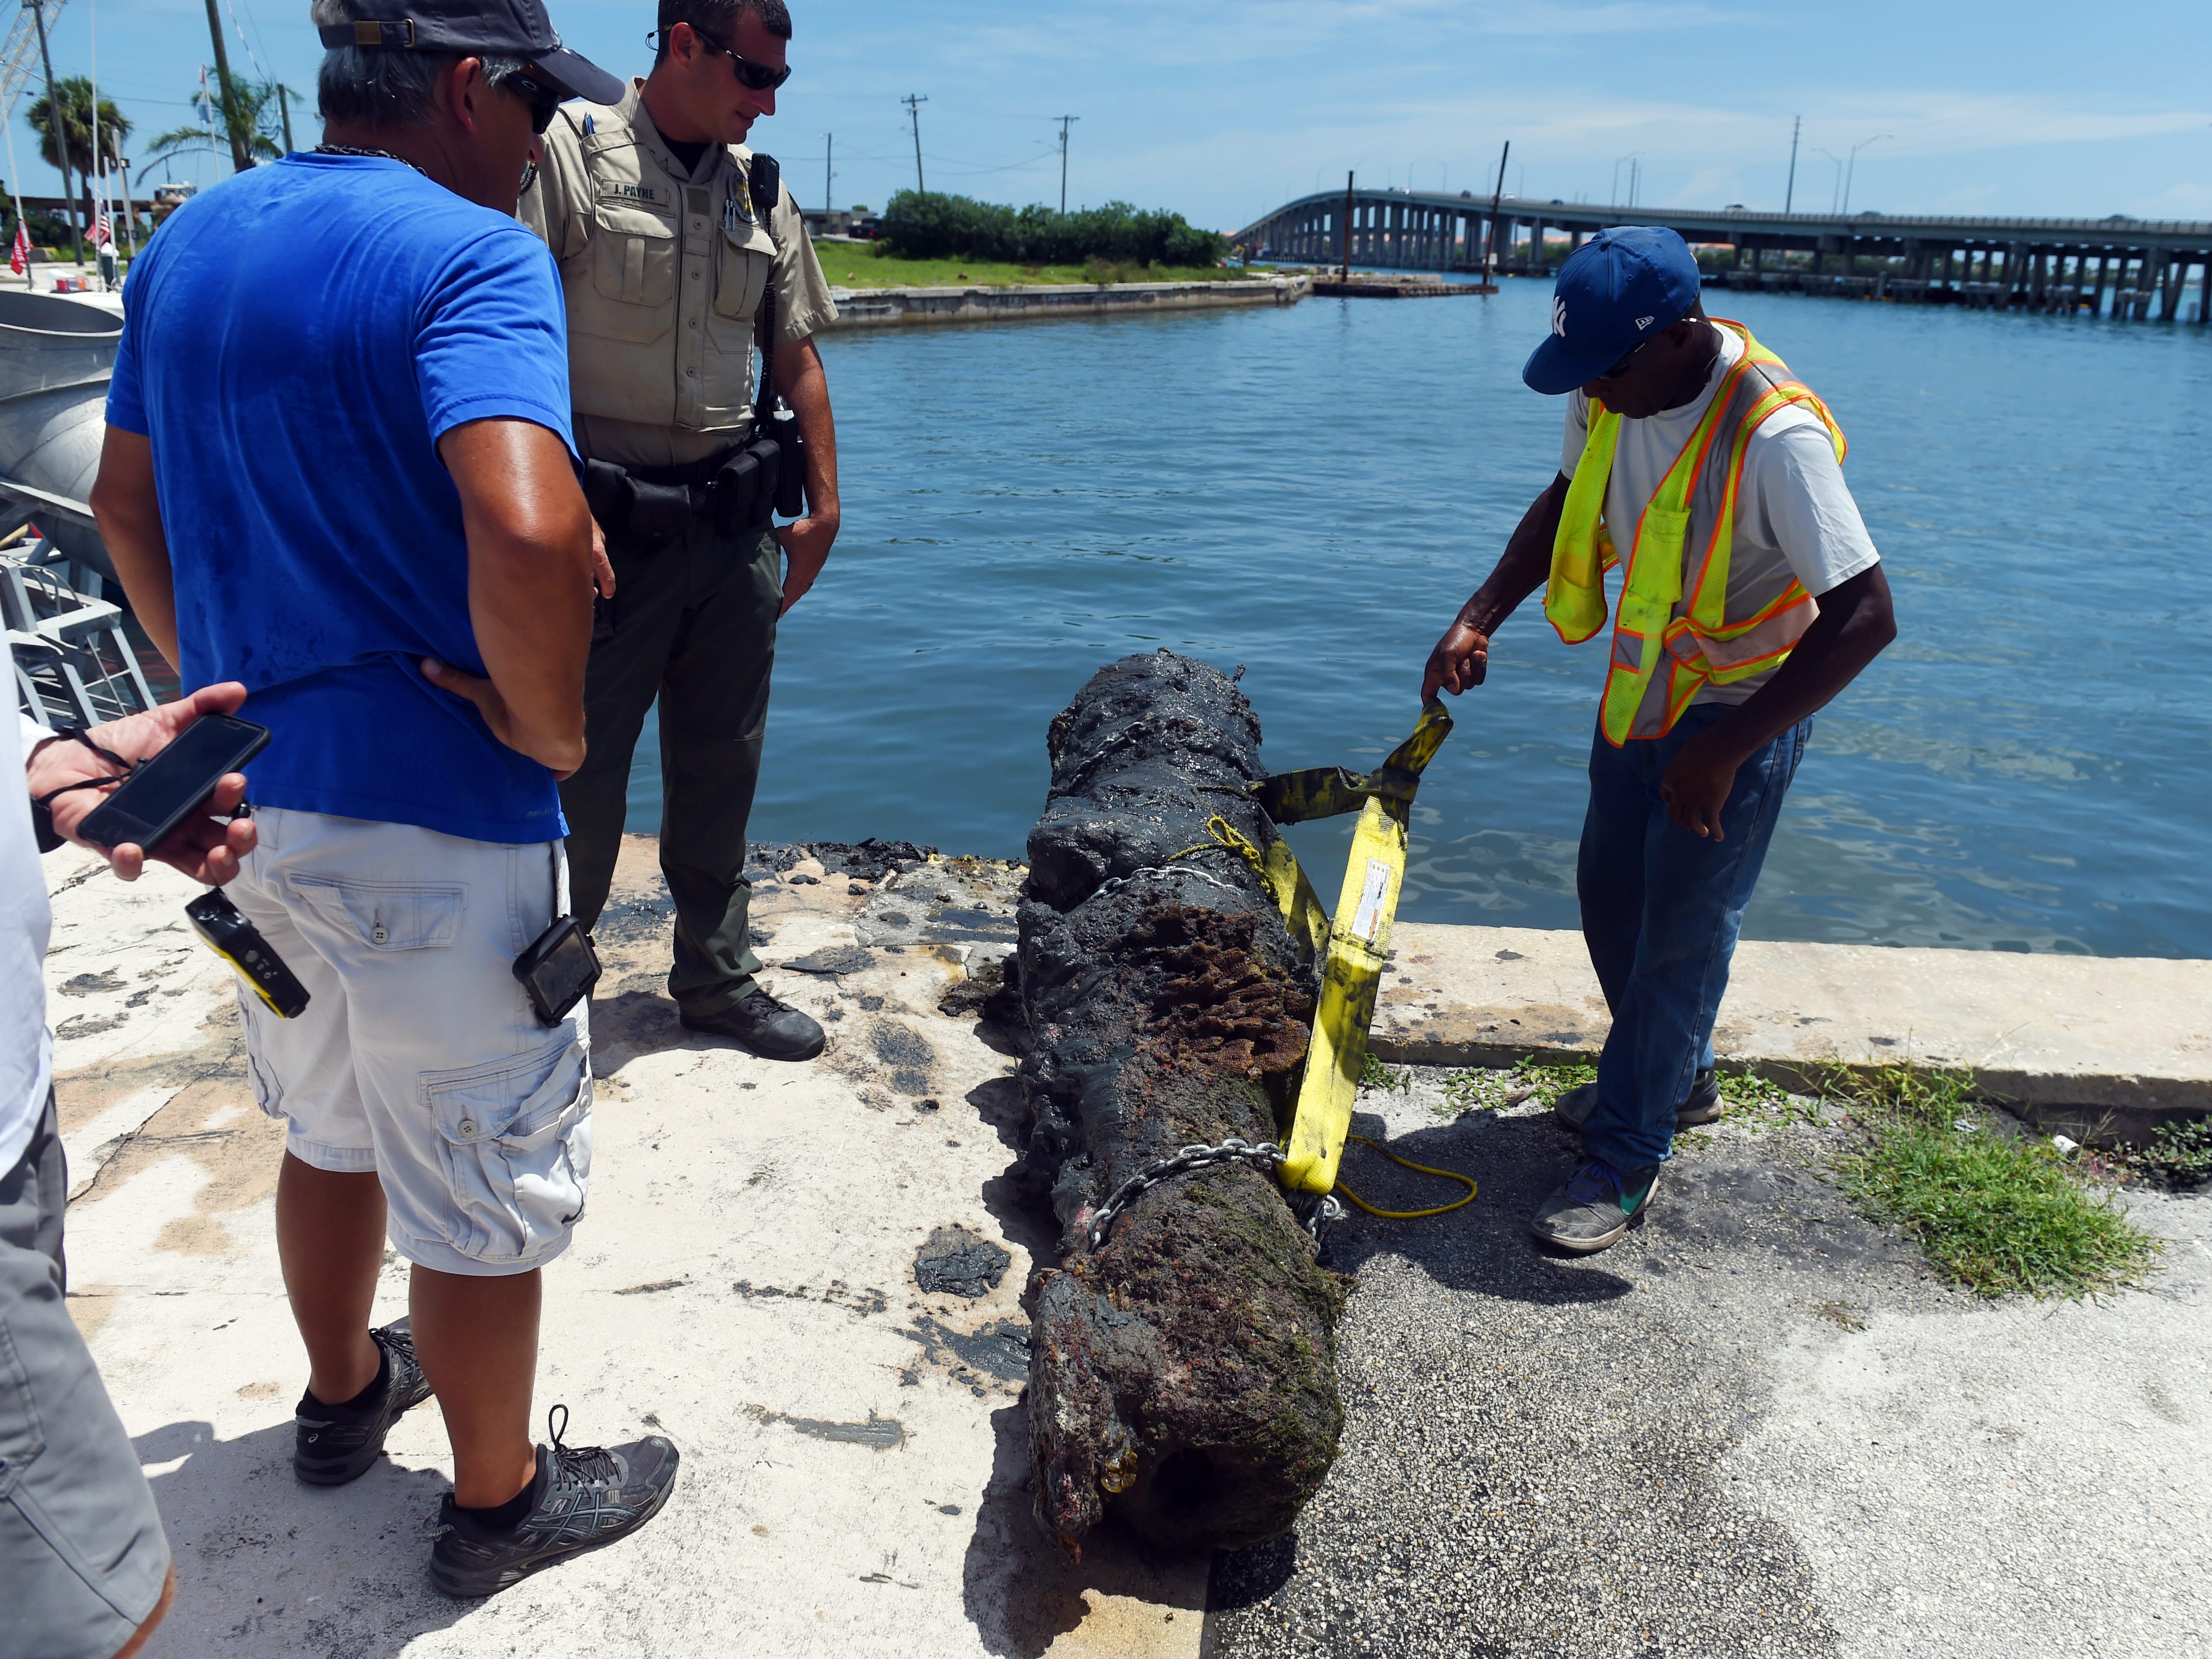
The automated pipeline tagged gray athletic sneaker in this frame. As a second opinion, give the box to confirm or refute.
[1530,1158,1660,1253]
[294,1324,433,1487]
[1553,1070,1723,1131]
[430,1405,680,1598]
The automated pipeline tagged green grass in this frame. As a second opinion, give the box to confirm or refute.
[1359,1052,1411,1095]
[822,247,1262,290]
[1829,1063,2161,1299]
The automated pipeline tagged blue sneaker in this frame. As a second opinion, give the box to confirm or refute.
[1530,1158,1659,1254]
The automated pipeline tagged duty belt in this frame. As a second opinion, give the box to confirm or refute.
[581,425,783,551]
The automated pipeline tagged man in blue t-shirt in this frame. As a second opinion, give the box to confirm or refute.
[91,0,679,1598]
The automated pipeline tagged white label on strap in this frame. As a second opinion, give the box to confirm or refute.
[1350,859,1393,944]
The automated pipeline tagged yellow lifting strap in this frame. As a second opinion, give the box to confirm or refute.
[1241,702,1477,1218]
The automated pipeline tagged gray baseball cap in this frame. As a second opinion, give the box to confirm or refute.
[317,0,623,105]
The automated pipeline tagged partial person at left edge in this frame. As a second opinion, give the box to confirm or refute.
[5,687,259,1659]
[88,0,679,1599]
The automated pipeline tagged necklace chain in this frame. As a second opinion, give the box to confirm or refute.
[314,143,428,179]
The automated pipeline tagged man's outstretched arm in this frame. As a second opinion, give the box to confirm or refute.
[1420,472,1569,703]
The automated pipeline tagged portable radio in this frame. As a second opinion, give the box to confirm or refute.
[185,890,311,1019]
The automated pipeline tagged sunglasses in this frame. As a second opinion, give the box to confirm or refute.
[651,26,792,91]
[1595,336,1654,381]
[505,70,562,134]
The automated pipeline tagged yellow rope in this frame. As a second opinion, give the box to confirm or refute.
[1331,1133,1478,1219]
[1166,815,1273,888]
[1170,819,1480,1224]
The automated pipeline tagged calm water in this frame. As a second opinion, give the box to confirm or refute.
[627,280,2212,959]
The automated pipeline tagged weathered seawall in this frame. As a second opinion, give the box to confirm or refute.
[817,274,1310,330]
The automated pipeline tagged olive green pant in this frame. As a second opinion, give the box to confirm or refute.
[558,518,781,1017]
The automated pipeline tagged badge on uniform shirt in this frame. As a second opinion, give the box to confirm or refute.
[725,171,759,230]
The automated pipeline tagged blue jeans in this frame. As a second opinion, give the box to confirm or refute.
[1575,704,1810,1172]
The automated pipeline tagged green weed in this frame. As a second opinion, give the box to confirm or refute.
[1359,1052,1411,1095]
[1828,1062,2161,1299]
[2129,1115,2212,1190]
[1437,1058,1594,1117]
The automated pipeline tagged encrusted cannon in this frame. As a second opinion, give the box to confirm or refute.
[1014,649,1350,1556]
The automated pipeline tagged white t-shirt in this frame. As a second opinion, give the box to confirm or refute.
[1559,324,1880,708]
[3,712,56,1174]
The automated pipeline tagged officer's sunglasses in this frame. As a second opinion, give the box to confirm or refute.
[504,70,563,135]
[650,27,792,91]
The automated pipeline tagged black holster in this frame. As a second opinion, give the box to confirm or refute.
[583,459,695,556]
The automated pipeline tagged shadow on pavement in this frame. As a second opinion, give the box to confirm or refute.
[1321,1109,1636,1305]
[961,1404,1207,1658]
[140,1417,467,1658]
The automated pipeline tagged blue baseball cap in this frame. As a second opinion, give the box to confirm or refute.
[1522,226,1704,396]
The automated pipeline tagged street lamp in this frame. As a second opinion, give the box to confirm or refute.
[1841,134,1891,215]
[1612,153,1641,208]
[1813,147,1844,214]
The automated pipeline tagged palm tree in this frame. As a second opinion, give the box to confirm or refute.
[26,77,130,242]
[144,77,295,171]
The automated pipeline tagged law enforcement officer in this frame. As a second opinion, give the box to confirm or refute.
[522,0,837,1060]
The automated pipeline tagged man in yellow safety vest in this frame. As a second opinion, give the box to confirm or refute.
[1421,227,1897,1254]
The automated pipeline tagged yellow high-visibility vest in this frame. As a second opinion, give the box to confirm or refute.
[1545,320,1846,746]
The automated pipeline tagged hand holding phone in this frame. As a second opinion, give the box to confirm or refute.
[28,684,263,883]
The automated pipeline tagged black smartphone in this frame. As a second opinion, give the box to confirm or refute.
[512,914,602,1026]
[77,714,270,853]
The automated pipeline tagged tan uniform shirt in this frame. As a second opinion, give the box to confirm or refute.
[520,78,838,468]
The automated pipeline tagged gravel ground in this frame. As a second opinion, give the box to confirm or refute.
[1202,1068,2210,1659]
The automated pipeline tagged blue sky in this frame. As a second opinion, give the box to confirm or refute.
[22,0,2212,231]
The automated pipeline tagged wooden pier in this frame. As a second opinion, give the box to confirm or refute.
[1238,190,2212,323]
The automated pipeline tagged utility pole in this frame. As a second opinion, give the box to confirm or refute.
[1784,114,1800,213]
[277,84,295,154]
[28,0,79,266]
[901,94,927,196]
[1339,168,1352,279]
[199,0,250,170]
[1054,114,1077,214]
[1485,139,1509,281]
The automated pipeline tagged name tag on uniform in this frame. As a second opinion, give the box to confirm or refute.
[606,182,662,206]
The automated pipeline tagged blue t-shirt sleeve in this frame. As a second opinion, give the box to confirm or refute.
[106,303,148,434]
[414,224,575,454]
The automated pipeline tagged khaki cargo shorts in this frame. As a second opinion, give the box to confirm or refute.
[226,807,593,1277]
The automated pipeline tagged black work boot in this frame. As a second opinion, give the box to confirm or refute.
[430,1406,681,1598]
[679,985,825,1061]
[294,1324,433,1486]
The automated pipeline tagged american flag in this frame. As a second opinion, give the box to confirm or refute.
[94,212,111,248]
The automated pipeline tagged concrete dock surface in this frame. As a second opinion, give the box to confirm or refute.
[40,840,2209,1657]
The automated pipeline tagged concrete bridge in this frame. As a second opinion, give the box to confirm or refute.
[1235,188,2212,321]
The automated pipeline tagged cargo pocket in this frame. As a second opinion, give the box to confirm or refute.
[287,876,464,952]
[711,221,775,323]
[585,200,678,340]
[424,1037,593,1266]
